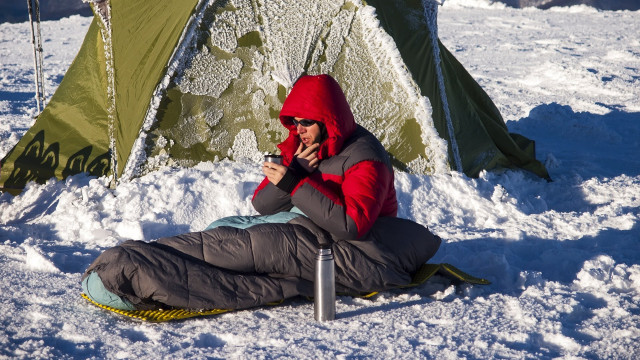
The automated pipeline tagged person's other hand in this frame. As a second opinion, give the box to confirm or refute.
[295,143,320,173]
[263,162,287,185]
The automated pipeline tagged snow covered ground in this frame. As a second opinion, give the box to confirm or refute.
[1,1,639,358]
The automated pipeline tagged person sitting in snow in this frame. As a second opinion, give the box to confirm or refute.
[81,74,441,312]
[253,74,399,240]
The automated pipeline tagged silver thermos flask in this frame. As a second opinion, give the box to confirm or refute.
[314,244,336,321]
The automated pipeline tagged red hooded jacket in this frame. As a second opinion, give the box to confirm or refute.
[252,75,397,239]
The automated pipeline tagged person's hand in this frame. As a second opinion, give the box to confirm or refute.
[294,143,320,173]
[262,162,287,185]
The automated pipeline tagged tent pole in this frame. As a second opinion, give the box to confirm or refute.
[26,0,41,114]
[35,0,46,108]
[26,0,45,115]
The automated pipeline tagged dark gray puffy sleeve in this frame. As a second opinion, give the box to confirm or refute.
[252,178,294,215]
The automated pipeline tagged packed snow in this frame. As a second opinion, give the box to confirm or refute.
[1,0,639,358]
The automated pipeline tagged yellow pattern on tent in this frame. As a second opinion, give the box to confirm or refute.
[81,293,231,322]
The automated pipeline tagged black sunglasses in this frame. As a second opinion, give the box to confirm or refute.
[292,118,317,127]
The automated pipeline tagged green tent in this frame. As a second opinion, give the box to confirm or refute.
[0,0,549,194]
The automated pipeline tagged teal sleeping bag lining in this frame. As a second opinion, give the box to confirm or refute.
[204,210,305,231]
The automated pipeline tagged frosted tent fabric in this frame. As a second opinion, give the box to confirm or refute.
[110,0,199,178]
[366,0,549,179]
[0,19,110,192]
[145,0,438,173]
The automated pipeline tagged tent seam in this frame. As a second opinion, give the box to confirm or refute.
[93,0,118,186]
[423,0,463,173]
[358,3,450,175]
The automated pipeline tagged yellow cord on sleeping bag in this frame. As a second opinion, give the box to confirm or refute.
[81,293,231,322]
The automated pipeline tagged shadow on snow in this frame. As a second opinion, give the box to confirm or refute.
[507,102,640,179]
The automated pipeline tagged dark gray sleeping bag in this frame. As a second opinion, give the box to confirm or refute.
[82,212,441,311]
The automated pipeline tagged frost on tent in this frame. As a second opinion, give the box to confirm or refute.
[257,0,344,88]
[325,3,448,174]
[144,0,280,170]
[231,128,263,162]
[177,47,243,98]
[142,0,448,175]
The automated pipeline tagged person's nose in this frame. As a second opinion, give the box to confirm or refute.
[296,124,306,133]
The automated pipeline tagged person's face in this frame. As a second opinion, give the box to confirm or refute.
[294,117,321,147]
